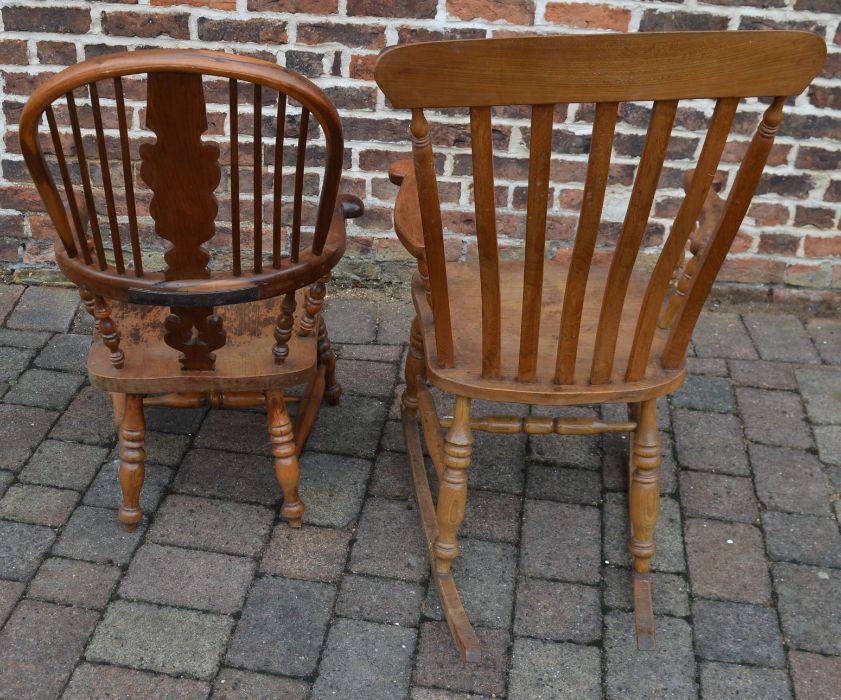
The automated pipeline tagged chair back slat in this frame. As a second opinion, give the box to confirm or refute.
[114,77,142,277]
[45,105,85,262]
[253,83,263,274]
[469,106,501,379]
[413,108,454,368]
[272,93,287,269]
[517,103,554,382]
[663,97,786,367]
[229,78,241,276]
[66,90,107,270]
[291,107,309,264]
[89,82,125,274]
[590,99,677,384]
[626,97,738,381]
[554,100,618,385]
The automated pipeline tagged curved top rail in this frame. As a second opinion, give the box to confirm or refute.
[375,31,826,108]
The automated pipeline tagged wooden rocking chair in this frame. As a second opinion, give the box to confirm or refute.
[375,31,825,660]
[20,49,363,530]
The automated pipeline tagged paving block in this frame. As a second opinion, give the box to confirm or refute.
[602,567,690,618]
[788,650,841,700]
[28,556,120,609]
[0,483,78,526]
[52,505,145,565]
[673,409,749,474]
[736,388,812,450]
[335,574,424,628]
[33,332,90,372]
[298,451,370,528]
[514,577,601,643]
[509,637,601,700]
[172,448,279,506]
[763,511,841,567]
[260,524,351,582]
[693,598,785,667]
[5,285,79,332]
[743,313,819,363]
[212,668,309,700]
[796,366,841,424]
[50,386,117,445]
[773,562,841,656]
[679,471,759,524]
[603,494,685,572]
[749,443,831,515]
[3,368,84,409]
[0,403,57,471]
[0,520,55,581]
[19,438,108,489]
[64,663,210,700]
[700,662,792,700]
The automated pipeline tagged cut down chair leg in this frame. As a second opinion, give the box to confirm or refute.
[118,394,145,531]
[628,398,661,650]
[318,315,341,405]
[267,389,305,527]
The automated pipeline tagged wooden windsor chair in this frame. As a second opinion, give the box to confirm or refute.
[19,49,363,531]
[375,31,825,660]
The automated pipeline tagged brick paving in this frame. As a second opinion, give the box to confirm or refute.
[0,282,839,699]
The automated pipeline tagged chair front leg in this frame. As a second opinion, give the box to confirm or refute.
[433,395,473,575]
[317,315,341,405]
[628,398,661,650]
[118,394,145,531]
[402,316,426,417]
[266,389,304,527]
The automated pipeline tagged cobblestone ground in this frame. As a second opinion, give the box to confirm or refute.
[0,282,839,699]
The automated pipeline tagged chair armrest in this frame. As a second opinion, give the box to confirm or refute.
[340,193,364,220]
[683,169,726,253]
[388,159,425,260]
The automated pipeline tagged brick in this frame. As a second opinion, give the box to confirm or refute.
[603,567,690,618]
[693,598,785,667]
[0,600,99,699]
[685,519,772,604]
[737,388,812,449]
[2,6,91,33]
[102,11,190,39]
[604,494,685,572]
[149,494,273,556]
[805,234,841,257]
[796,366,841,423]
[509,638,601,700]
[336,574,423,627]
[0,520,55,581]
[261,524,350,582]
[796,145,841,170]
[743,313,819,363]
[350,497,427,581]
[198,17,287,43]
[640,9,729,31]
[0,39,27,64]
[249,0,335,11]
[679,471,758,524]
[692,313,757,359]
[522,500,601,583]
[413,622,509,696]
[4,367,84,409]
[759,232,800,255]
[213,668,309,699]
[425,539,516,629]
[700,663,792,700]
[789,651,841,700]
[0,483,78,527]
[297,22,385,49]
[749,202,790,226]
[152,0,234,5]
[729,360,797,390]
[64,664,210,700]
[449,0,533,23]
[34,332,90,372]
[312,618,416,700]
[605,612,697,698]
[763,511,841,568]
[545,2,630,30]
[674,409,748,474]
[53,505,145,565]
[774,562,841,655]
[0,580,24,627]
[87,600,233,680]
[750,443,831,516]
[19,439,108,490]
[227,576,334,677]
[514,577,600,643]
[6,286,79,332]
[36,40,77,65]
[50,386,117,445]
[348,0,436,17]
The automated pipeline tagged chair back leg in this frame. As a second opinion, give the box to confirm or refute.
[267,389,305,527]
[118,393,145,531]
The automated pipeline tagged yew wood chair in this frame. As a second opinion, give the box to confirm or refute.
[375,31,825,660]
[20,49,362,531]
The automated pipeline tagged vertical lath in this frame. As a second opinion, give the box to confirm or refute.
[89,81,125,274]
[469,106,501,379]
[555,101,618,384]
[412,108,454,368]
[45,106,84,262]
[66,90,107,270]
[517,103,554,383]
[229,78,241,276]
[253,83,263,273]
[626,97,738,381]
[114,77,142,276]
[273,92,287,268]
[590,99,678,384]
[291,107,309,263]
[663,97,786,367]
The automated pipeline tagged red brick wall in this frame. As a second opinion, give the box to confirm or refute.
[0,1,839,300]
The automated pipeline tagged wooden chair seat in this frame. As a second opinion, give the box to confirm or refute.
[88,290,316,395]
[413,261,685,405]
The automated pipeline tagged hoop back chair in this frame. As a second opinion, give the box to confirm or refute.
[20,49,363,531]
[375,31,825,660]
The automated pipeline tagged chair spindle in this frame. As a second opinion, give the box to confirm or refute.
[229,78,241,276]
[291,107,309,263]
[114,77,142,276]
[45,105,84,261]
[253,83,263,273]
[273,93,287,268]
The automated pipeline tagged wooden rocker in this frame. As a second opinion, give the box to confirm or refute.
[20,49,362,530]
[375,31,825,660]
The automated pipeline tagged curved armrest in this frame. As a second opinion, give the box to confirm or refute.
[340,193,364,220]
[683,169,726,253]
[388,159,425,260]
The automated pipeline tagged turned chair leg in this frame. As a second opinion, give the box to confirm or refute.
[628,398,661,650]
[433,395,473,575]
[266,389,304,528]
[317,315,341,405]
[118,394,145,531]
[110,393,127,433]
[402,316,426,417]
